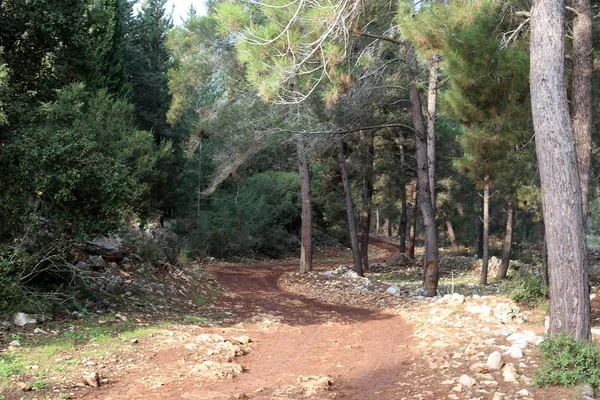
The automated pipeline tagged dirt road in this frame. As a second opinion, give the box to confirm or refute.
[83,239,438,400]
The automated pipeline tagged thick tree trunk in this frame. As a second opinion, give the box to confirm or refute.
[571,0,593,223]
[480,180,490,285]
[407,180,418,259]
[530,0,591,340]
[427,54,440,210]
[359,131,374,271]
[541,221,549,286]
[297,140,313,274]
[409,83,439,297]
[441,207,459,251]
[337,137,363,276]
[497,199,516,280]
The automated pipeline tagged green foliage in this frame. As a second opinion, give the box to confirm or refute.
[2,84,168,236]
[0,354,25,378]
[535,333,600,388]
[186,171,302,258]
[499,269,549,306]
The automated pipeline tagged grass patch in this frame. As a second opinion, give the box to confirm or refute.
[0,353,25,377]
[535,333,600,388]
[183,315,209,324]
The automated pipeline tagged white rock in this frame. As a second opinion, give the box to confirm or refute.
[506,347,523,359]
[502,363,518,382]
[13,312,38,327]
[506,332,525,342]
[33,328,48,335]
[459,374,476,388]
[517,389,532,396]
[466,305,493,316]
[386,286,400,296]
[491,393,505,400]
[8,340,20,347]
[486,351,504,370]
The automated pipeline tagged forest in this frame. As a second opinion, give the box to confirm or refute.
[1,0,600,387]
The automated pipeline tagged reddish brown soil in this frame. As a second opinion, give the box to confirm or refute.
[80,238,447,400]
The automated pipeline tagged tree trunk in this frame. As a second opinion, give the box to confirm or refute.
[375,209,381,236]
[530,0,591,340]
[297,140,313,274]
[409,82,439,297]
[359,131,374,271]
[497,199,516,279]
[441,207,459,251]
[477,204,484,259]
[541,221,549,286]
[337,137,363,276]
[480,179,490,285]
[386,218,392,237]
[571,0,593,224]
[407,180,418,259]
[427,54,440,210]
[399,184,408,254]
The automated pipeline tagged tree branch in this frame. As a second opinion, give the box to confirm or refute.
[360,32,406,46]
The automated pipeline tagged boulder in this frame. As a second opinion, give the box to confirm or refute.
[83,236,125,259]
[106,275,126,294]
[13,312,38,327]
[486,351,504,371]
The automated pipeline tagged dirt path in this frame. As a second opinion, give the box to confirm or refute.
[81,239,438,400]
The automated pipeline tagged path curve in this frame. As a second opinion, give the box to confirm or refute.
[83,238,428,400]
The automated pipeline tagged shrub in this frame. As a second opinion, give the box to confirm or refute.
[535,333,600,388]
[499,268,549,306]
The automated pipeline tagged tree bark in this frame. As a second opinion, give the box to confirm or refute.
[497,199,516,280]
[399,184,408,254]
[337,137,363,276]
[530,0,591,340]
[359,131,374,271]
[480,179,490,285]
[427,54,440,210]
[386,218,392,237]
[407,180,418,259]
[409,82,439,297]
[571,0,593,223]
[441,207,459,251]
[375,209,381,236]
[297,140,313,274]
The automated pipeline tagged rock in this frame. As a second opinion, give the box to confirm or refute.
[208,341,243,359]
[491,393,505,400]
[232,393,247,399]
[466,305,493,316]
[82,371,100,387]
[18,382,32,391]
[233,336,251,345]
[486,351,504,371]
[87,255,106,270]
[106,275,126,294]
[501,363,518,382]
[386,286,401,296]
[297,375,332,396]
[83,236,124,258]
[13,312,38,327]
[190,361,243,379]
[469,363,489,373]
[494,303,525,324]
[506,346,523,359]
[459,374,476,388]
[448,394,460,400]
[195,334,225,343]
[9,340,20,347]
[334,266,348,275]
[33,328,48,334]
[581,384,595,398]
[517,389,532,396]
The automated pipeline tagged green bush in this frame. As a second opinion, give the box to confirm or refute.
[499,269,549,306]
[535,333,600,388]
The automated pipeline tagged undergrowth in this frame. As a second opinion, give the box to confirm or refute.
[499,269,549,306]
[535,333,600,388]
